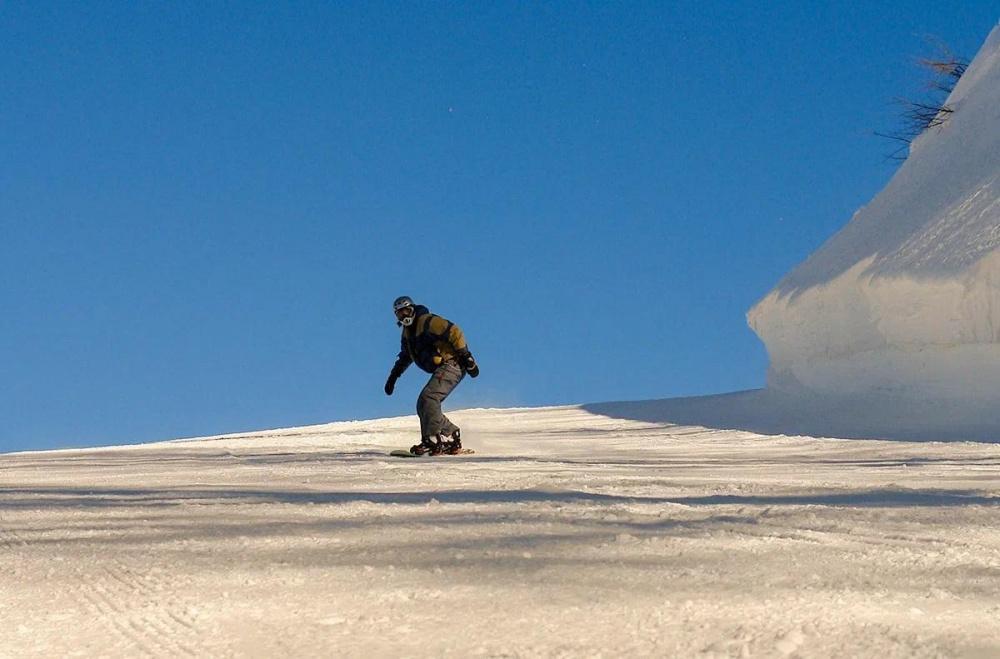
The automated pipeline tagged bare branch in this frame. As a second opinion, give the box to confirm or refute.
[875,37,969,163]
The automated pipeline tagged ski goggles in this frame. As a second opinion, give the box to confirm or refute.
[394,306,415,321]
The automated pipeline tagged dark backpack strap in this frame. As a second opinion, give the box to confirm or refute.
[421,315,453,341]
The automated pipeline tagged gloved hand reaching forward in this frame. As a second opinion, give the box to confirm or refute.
[384,374,397,396]
[460,351,480,378]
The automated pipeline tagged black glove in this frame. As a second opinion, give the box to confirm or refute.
[384,374,397,396]
[459,351,480,378]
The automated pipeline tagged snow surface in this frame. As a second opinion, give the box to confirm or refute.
[2,402,999,657]
[748,25,1000,403]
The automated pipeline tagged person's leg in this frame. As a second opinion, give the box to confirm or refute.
[416,362,464,439]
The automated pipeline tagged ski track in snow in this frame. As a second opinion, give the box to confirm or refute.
[2,405,999,657]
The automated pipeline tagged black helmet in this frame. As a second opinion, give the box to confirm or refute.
[393,296,416,326]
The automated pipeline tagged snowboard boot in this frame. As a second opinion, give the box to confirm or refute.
[442,429,462,455]
[428,435,449,455]
[409,436,438,456]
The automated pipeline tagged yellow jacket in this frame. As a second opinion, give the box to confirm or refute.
[393,305,468,374]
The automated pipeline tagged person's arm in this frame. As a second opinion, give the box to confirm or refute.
[446,321,479,378]
[384,339,412,395]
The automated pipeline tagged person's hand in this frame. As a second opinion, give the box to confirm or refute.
[462,353,480,378]
[384,375,397,395]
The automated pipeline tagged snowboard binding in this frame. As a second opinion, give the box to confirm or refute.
[408,429,462,456]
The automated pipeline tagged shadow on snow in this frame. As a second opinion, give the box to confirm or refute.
[582,389,1000,443]
[2,484,996,511]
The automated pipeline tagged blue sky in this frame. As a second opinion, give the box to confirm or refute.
[2,2,997,451]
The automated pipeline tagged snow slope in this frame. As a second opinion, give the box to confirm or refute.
[2,403,999,657]
[748,25,1000,402]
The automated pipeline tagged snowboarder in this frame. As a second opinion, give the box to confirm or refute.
[384,296,479,455]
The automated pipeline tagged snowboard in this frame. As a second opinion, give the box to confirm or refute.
[390,448,475,458]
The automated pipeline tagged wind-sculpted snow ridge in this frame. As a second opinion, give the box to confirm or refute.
[748,25,1000,409]
[2,404,999,657]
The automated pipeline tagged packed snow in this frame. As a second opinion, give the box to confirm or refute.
[2,402,999,657]
[748,25,1000,403]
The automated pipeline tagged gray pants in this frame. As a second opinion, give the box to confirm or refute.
[417,361,464,438]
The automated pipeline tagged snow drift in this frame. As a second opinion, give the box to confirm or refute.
[748,25,1000,406]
